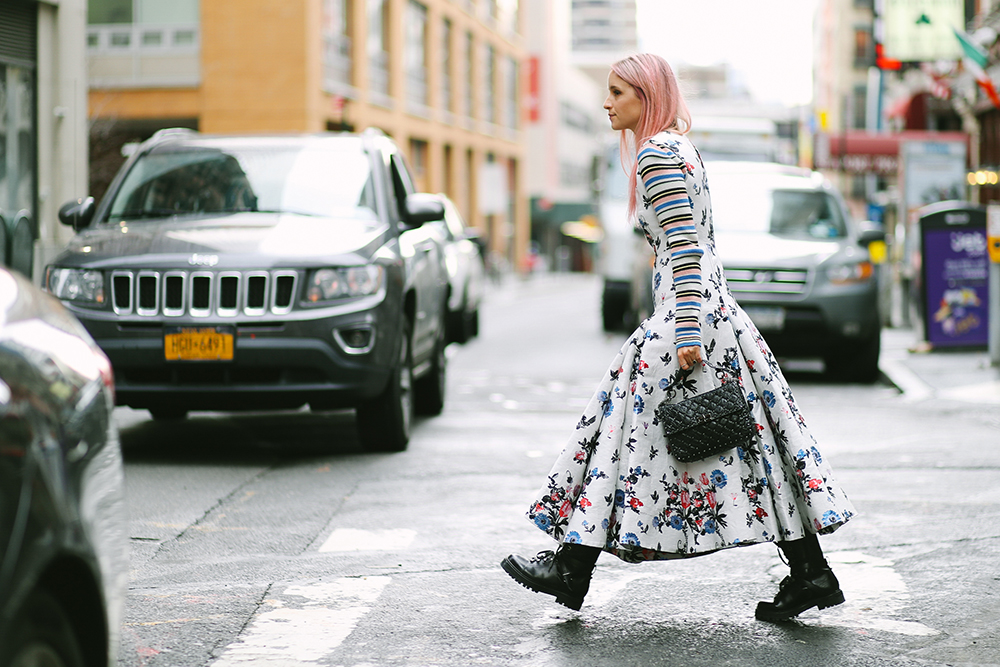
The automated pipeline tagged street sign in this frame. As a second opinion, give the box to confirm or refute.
[882,0,964,61]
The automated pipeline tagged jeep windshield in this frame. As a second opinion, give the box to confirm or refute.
[104,138,379,223]
[710,176,847,240]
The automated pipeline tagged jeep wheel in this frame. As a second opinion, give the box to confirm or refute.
[1,590,86,667]
[414,329,447,416]
[357,324,413,452]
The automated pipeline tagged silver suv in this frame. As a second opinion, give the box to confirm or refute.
[708,162,885,383]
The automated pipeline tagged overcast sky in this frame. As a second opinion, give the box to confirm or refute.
[636,0,819,107]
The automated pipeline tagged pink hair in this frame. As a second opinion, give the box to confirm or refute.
[611,54,691,218]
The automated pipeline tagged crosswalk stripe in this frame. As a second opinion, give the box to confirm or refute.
[318,528,417,552]
[212,577,390,666]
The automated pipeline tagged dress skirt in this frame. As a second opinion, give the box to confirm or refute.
[525,133,855,564]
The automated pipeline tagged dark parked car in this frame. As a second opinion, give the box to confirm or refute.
[708,162,886,382]
[47,128,449,451]
[435,194,484,344]
[0,267,127,667]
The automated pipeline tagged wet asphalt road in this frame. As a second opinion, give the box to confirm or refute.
[116,273,1000,667]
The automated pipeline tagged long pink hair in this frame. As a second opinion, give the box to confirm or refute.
[611,54,691,218]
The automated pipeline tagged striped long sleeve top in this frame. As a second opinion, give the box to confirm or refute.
[636,141,704,351]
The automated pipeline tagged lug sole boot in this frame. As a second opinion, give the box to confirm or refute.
[755,561,845,621]
[501,545,598,611]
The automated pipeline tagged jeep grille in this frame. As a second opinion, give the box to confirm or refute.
[110,270,299,317]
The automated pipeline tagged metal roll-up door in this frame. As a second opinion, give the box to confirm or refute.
[0,1,37,66]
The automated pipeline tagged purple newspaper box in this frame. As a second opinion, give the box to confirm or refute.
[919,201,990,348]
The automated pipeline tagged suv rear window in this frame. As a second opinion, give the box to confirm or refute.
[105,140,379,222]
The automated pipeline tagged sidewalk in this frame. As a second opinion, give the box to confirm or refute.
[879,326,1000,405]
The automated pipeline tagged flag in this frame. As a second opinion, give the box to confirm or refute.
[921,63,952,100]
[954,28,1000,108]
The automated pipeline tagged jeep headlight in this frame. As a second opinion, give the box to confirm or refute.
[827,261,874,285]
[46,268,105,303]
[306,265,383,302]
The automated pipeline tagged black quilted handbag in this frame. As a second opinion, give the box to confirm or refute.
[654,364,756,463]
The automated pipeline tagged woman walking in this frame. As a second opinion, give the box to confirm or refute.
[501,53,855,622]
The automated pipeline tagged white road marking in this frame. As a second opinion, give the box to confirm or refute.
[526,551,937,638]
[939,380,1000,404]
[319,528,417,552]
[212,577,391,666]
[809,551,939,636]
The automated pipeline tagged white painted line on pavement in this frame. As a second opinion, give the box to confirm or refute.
[939,380,1000,405]
[212,577,391,666]
[319,528,417,552]
[812,551,939,636]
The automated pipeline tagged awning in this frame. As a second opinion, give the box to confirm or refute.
[816,130,968,174]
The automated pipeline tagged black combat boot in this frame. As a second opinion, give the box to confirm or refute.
[501,543,601,611]
[755,533,845,622]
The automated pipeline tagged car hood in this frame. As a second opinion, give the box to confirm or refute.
[714,231,842,268]
[62,213,390,265]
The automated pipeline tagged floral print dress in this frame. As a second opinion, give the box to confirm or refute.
[527,131,855,563]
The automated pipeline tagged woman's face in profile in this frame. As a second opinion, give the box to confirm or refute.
[604,71,642,132]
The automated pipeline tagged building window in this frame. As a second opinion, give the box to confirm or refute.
[560,101,593,133]
[87,0,200,51]
[89,0,133,23]
[482,43,496,124]
[441,18,452,113]
[504,56,518,130]
[851,85,868,129]
[406,1,428,112]
[464,31,475,119]
[854,27,874,68]
[498,0,518,35]
[409,139,428,192]
[323,0,353,94]
[368,0,390,102]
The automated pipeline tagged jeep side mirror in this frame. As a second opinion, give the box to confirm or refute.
[856,221,885,247]
[58,197,96,230]
[404,193,445,227]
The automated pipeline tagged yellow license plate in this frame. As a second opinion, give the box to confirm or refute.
[164,327,234,361]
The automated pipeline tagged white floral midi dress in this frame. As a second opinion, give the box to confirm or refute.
[527,131,855,563]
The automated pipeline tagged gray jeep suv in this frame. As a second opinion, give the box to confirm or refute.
[46,129,449,451]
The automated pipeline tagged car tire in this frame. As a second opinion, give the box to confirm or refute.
[356,322,413,452]
[447,307,469,345]
[0,589,86,667]
[149,407,188,421]
[825,331,881,384]
[463,307,479,341]
[414,328,447,416]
